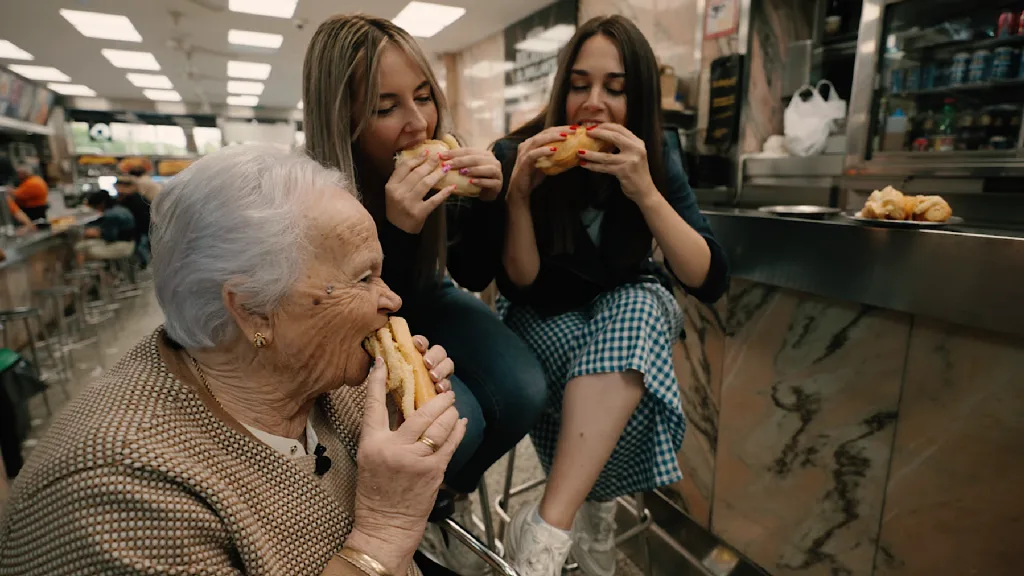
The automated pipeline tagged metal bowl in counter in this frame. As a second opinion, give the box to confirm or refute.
[757,205,842,219]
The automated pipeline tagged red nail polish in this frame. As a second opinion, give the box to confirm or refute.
[587,125,597,131]
[569,125,578,130]
[580,160,587,166]
[578,150,586,155]
[550,146,558,151]
[469,179,476,184]
[559,132,567,137]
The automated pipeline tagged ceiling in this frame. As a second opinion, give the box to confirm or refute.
[0,0,557,110]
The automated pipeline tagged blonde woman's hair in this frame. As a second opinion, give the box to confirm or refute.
[303,14,450,286]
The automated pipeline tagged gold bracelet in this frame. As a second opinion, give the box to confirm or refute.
[336,547,392,576]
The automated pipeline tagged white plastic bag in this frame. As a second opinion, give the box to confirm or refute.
[783,84,832,157]
[817,79,848,131]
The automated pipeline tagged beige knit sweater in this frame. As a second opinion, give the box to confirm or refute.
[0,329,419,575]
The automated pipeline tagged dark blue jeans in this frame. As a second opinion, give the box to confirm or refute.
[403,281,547,493]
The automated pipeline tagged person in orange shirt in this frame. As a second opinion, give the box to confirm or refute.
[8,165,48,222]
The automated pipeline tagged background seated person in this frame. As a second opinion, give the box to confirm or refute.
[113,176,151,268]
[75,190,136,266]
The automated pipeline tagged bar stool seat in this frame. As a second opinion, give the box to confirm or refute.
[0,307,70,414]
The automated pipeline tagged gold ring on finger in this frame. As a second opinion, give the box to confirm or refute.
[417,435,440,453]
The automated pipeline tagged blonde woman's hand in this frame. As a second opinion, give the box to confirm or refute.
[505,126,571,204]
[385,150,457,234]
[347,357,467,574]
[437,147,503,201]
[579,123,659,207]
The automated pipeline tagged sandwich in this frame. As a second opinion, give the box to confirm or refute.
[395,134,482,197]
[535,126,606,176]
[362,317,436,419]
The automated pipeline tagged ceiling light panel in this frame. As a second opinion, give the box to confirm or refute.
[60,9,142,42]
[227,80,265,95]
[515,24,576,53]
[228,0,298,19]
[227,60,272,80]
[126,73,173,89]
[6,64,71,82]
[47,83,97,97]
[0,40,33,61]
[226,95,259,107]
[143,89,182,102]
[392,2,466,38]
[102,49,160,71]
[297,100,303,109]
[228,29,284,49]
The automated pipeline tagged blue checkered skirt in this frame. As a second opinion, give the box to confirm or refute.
[497,281,686,501]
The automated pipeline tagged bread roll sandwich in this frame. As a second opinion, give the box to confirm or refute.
[362,317,436,419]
[535,126,607,176]
[395,134,481,197]
[913,195,953,222]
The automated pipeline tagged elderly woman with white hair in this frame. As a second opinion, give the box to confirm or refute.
[0,144,468,576]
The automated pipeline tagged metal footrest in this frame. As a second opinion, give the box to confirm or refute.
[439,517,518,576]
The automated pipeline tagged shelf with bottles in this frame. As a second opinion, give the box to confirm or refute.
[876,97,1022,154]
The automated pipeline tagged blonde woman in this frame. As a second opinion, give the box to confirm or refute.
[303,15,547,575]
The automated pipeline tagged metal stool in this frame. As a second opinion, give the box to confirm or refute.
[65,269,117,326]
[494,444,654,575]
[34,286,99,376]
[112,256,145,299]
[429,486,517,576]
[0,307,70,414]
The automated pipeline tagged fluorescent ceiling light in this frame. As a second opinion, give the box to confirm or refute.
[60,9,142,42]
[392,1,466,38]
[227,60,272,80]
[464,60,514,78]
[228,29,284,49]
[228,0,298,19]
[0,40,33,61]
[515,24,576,53]
[47,83,96,97]
[226,95,259,107]
[6,64,71,82]
[126,73,173,89]
[297,100,303,109]
[101,49,160,71]
[227,80,265,95]
[142,89,182,102]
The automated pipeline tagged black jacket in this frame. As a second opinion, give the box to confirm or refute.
[492,131,729,317]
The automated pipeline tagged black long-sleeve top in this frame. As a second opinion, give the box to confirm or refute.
[376,195,505,304]
[491,132,729,317]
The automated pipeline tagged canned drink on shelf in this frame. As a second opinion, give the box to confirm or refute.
[889,67,904,93]
[951,52,971,85]
[905,64,921,91]
[968,49,992,83]
[993,47,1015,80]
[921,62,938,89]
[998,11,1018,38]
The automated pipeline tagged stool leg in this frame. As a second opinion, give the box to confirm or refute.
[497,445,518,542]
[477,480,497,551]
[636,493,652,576]
[21,317,52,415]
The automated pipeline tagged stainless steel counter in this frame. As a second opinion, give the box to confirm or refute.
[0,214,97,271]
[703,209,1024,338]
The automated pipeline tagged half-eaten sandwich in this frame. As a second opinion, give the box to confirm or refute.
[362,317,437,419]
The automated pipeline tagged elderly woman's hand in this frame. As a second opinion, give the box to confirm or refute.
[345,357,467,574]
[413,335,454,394]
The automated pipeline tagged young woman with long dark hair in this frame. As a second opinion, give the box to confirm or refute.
[493,15,729,576]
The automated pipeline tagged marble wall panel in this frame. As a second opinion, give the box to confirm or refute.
[874,319,1024,575]
[712,280,910,576]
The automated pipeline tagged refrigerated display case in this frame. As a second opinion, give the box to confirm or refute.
[845,0,1024,176]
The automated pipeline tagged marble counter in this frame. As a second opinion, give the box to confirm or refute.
[664,279,1024,575]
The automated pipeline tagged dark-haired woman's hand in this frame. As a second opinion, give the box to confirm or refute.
[506,126,571,204]
[581,123,660,208]
[385,150,457,234]
[438,148,503,201]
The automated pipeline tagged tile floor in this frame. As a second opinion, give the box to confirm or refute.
[15,289,645,576]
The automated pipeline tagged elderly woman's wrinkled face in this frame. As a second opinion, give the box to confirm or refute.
[267,192,401,393]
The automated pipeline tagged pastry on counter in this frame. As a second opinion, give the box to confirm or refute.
[913,195,953,222]
[856,186,953,223]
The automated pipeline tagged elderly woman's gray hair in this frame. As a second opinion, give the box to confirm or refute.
[151,144,350,349]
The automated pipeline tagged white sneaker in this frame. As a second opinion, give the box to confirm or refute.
[419,498,491,576]
[504,502,573,576]
[572,500,618,576]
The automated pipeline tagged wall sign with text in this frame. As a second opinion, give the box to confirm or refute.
[705,54,743,149]
[705,0,740,40]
